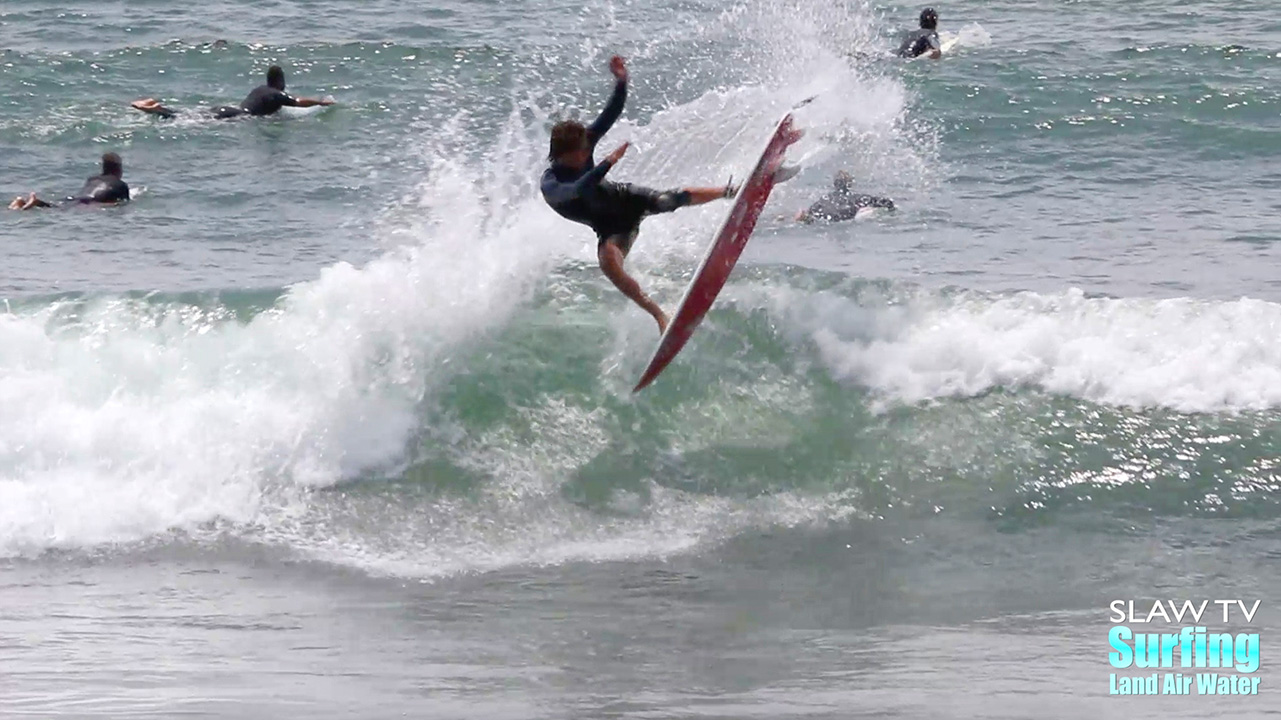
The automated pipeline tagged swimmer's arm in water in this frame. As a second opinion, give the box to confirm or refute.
[927,33,942,60]
[130,99,180,118]
[540,142,629,204]
[277,91,335,108]
[586,56,629,148]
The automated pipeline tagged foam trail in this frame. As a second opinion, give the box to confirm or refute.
[752,284,1281,413]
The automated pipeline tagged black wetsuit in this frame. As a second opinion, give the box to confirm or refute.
[800,175,893,223]
[897,28,941,58]
[70,174,130,204]
[146,84,305,120]
[213,84,304,119]
[540,80,690,249]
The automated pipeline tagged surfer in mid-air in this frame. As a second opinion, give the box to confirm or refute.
[130,65,334,120]
[795,171,895,223]
[540,55,738,334]
[898,8,942,59]
[9,152,130,210]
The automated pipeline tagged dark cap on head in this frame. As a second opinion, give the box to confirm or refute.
[549,120,588,160]
[266,65,286,90]
[101,152,123,177]
[920,7,938,29]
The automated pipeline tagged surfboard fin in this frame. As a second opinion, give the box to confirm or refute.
[772,164,801,184]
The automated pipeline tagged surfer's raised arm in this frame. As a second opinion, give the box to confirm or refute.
[587,56,629,146]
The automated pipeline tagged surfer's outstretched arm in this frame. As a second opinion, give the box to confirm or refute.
[283,95,335,108]
[587,56,629,145]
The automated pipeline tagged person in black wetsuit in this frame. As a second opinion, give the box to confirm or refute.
[897,8,942,59]
[129,65,334,120]
[9,152,130,210]
[795,171,895,223]
[541,55,738,334]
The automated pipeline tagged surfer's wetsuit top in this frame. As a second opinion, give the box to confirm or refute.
[897,28,941,58]
[71,174,130,204]
[212,84,305,119]
[800,174,893,223]
[540,80,691,247]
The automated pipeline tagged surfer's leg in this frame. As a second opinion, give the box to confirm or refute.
[130,99,179,118]
[598,234,668,334]
[624,185,735,217]
[679,186,735,206]
[9,193,50,210]
[212,106,246,120]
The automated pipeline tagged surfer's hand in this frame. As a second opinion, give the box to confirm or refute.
[609,55,628,82]
[605,142,629,164]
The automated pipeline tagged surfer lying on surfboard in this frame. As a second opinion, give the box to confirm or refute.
[540,55,739,334]
[9,152,130,210]
[795,172,895,223]
[130,65,334,120]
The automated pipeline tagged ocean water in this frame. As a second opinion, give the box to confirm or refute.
[2,0,1279,717]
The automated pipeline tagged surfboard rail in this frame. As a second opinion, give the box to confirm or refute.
[632,112,803,392]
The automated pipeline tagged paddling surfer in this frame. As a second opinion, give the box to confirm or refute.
[540,55,738,334]
[795,171,895,223]
[9,152,130,210]
[130,65,334,120]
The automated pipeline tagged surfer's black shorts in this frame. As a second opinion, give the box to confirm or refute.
[592,183,691,251]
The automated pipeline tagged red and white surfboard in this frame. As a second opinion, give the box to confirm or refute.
[633,112,804,392]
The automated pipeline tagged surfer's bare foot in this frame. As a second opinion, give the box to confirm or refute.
[131,99,161,111]
[10,193,41,211]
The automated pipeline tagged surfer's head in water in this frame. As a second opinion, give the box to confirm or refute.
[266,65,286,91]
[101,152,123,178]
[920,7,938,29]
[548,121,591,170]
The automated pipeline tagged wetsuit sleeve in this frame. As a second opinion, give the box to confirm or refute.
[540,160,614,205]
[586,80,627,147]
[276,91,302,108]
[928,32,941,50]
